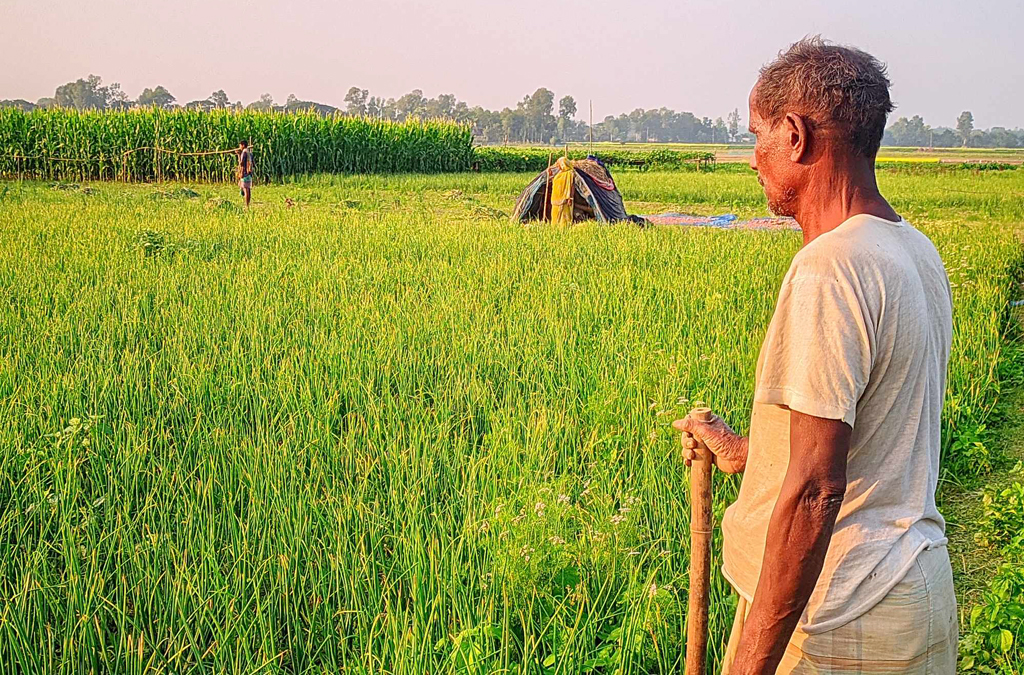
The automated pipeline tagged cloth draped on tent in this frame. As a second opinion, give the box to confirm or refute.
[511,155,643,224]
[550,157,575,226]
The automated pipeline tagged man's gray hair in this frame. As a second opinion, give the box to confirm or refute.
[754,37,895,158]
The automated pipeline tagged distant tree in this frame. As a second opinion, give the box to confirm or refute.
[518,88,555,143]
[366,96,384,118]
[932,128,958,147]
[712,117,728,143]
[247,93,275,112]
[137,86,176,109]
[393,90,426,121]
[727,108,741,141]
[423,93,456,119]
[556,117,573,144]
[0,99,37,111]
[956,111,974,148]
[558,95,577,121]
[344,87,369,116]
[54,75,110,110]
[284,93,338,115]
[881,115,1013,148]
[469,106,503,143]
[886,117,906,145]
[500,107,526,144]
[209,90,230,109]
[885,115,931,147]
[984,127,1020,149]
[36,97,56,109]
[106,83,132,110]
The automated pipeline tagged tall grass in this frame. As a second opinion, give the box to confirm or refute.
[0,108,475,182]
[0,170,1020,673]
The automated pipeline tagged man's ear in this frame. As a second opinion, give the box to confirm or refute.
[784,113,810,163]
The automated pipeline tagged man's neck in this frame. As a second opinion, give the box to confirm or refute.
[793,156,899,246]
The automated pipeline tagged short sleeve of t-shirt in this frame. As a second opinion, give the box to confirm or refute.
[754,265,873,428]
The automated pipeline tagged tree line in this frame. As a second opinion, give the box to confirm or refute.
[882,111,1024,149]
[3,74,1022,148]
[0,75,751,145]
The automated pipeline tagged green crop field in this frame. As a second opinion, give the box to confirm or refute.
[503,142,1024,166]
[1,166,1023,673]
[0,108,475,182]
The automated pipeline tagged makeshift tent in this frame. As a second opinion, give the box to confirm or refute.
[512,156,646,225]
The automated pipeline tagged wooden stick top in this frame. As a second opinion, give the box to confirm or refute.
[689,406,712,423]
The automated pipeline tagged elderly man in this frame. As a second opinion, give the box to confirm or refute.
[673,38,957,674]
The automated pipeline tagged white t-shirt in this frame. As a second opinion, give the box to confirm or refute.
[721,214,953,634]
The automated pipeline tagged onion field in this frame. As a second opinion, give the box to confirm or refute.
[0,166,1022,673]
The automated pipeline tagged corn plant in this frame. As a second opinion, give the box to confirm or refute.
[0,107,475,182]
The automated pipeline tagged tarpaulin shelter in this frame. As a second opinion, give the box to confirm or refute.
[511,156,646,225]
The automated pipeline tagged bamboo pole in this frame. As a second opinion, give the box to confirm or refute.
[155,116,162,184]
[589,100,594,155]
[564,145,573,219]
[686,406,714,675]
[542,151,553,221]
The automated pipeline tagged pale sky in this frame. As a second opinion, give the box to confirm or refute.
[2,0,1022,129]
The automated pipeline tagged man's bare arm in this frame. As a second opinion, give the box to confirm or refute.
[728,410,850,675]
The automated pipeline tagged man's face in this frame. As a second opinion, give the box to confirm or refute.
[748,89,798,217]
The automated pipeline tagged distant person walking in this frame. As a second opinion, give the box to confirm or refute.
[236,140,253,207]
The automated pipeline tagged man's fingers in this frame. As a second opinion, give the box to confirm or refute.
[674,414,722,468]
[671,417,691,432]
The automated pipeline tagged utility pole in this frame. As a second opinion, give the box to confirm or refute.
[589,100,594,155]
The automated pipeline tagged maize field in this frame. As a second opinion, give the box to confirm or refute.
[0,108,475,182]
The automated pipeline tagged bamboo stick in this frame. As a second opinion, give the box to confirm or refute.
[155,116,162,184]
[543,151,553,221]
[589,100,594,155]
[686,406,714,675]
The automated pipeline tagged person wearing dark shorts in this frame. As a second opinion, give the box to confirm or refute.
[236,140,253,207]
